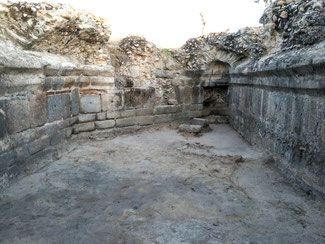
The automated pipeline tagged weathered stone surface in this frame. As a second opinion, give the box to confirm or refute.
[78,114,96,123]
[187,111,202,119]
[80,95,101,113]
[260,0,325,49]
[95,120,115,129]
[83,65,115,77]
[191,118,208,127]
[0,110,7,139]
[176,86,192,104]
[124,87,156,108]
[28,137,50,155]
[73,122,95,134]
[0,2,112,65]
[69,117,78,126]
[188,104,204,111]
[192,86,204,104]
[167,99,178,105]
[29,94,47,127]
[136,108,153,116]
[96,112,107,121]
[61,94,71,119]
[174,27,265,70]
[179,124,203,133]
[47,95,63,123]
[0,150,15,169]
[90,77,114,87]
[116,118,137,127]
[101,92,123,112]
[154,114,173,124]
[136,116,154,126]
[120,110,136,118]
[66,128,73,138]
[155,105,178,115]
[50,131,66,146]
[71,89,80,116]
[229,45,325,198]
[107,111,120,120]
[5,99,30,134]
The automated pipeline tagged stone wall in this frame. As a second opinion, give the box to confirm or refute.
[0,39,204,188]
[229,41,325,198]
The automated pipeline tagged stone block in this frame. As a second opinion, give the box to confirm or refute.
[120,110,136,118]
[179,124,203,133]
[137,116,154,126]
[50,131,66,146]
[76,76,90,88]
[47,95,63,122]
[37,123,59,138]
[80,95,101,113]
[136,108,154,116]
[14,145,30,160]
[189,104,204,111]
[71,88,80,116]
[187,111,202,119]
[0,111,7,139]
[28,137,50,155]
[155,105,178,115]
[73,122,95,134]
[154,114,173,124]
[191,118,208,127]
[107,111,120,120]
[101,92,123,111]
[61,94,71,119]
[0,151,15,172]
[176,86,192,104]
[66,128,73,138]
[95,120,116,129]
[97,112,107,121]
[78,114,96,123]
[168,99,178,105]
[69,117,78,126]
[44,67,61,76]
[83,65,114,77]
[52,77,65,91]
[192,86,204,104]
[5,99,30,134]
[29,94,47,127]
[63,77,76,89]
[124,87,156,108]
[90,77,115,87]
[116,118,137,127]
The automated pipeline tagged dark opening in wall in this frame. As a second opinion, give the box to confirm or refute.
[201,60,230,109]
[203,87,228,108]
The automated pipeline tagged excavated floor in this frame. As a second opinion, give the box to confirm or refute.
[0,124,324,244]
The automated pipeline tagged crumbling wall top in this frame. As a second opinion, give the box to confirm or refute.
[0,1,111,65]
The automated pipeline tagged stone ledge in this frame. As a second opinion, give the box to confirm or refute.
[78,114,96,123]
[120,110,136,118]
[136,116,154,126]
[155,105,179,115]
[116,117,137,127]
[95,120,115,129]
[73,122,95,134]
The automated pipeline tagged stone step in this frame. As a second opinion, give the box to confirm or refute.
[203,115,229,124]
[191,118,209,127]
